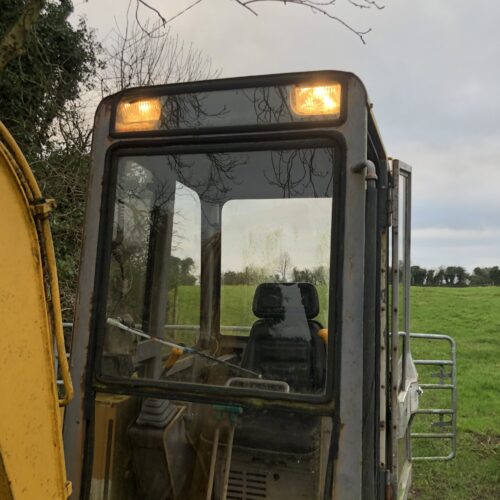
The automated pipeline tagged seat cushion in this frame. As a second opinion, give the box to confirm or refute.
[241,319,324,392]
[234,410,320,454]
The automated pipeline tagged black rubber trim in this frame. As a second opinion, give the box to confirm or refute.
[88,131,346,410]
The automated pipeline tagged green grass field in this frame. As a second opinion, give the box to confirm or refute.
[173,285,500,498]
[171,284,330,328]
[410,287,500,499]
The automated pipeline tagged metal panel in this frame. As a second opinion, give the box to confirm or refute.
[377,160,390,481]
[331,74,368,500]
[63,96,115,499]
[0,122,71,499]
[389,160,401,491]
[389,160,415,498]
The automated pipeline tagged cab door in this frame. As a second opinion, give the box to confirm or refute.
[389,160,419,499]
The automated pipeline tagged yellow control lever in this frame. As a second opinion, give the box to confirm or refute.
[164,346,185,369]
[318,328,328,345]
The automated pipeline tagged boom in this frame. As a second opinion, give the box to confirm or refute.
[0,122,72,499]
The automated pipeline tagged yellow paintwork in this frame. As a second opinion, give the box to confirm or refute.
[318,328,328,344]
[0,122,71,499]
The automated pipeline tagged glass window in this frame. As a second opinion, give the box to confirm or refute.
[220,198,331,334]
[101,146,335,397]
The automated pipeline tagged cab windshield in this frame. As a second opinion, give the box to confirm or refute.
[100,144,336,398]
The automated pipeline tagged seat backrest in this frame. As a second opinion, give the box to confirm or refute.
[241,282,326,392]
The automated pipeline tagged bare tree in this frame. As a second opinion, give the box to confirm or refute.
[101,5,220,96]
[36,99,94,319]
[276,251,292,282]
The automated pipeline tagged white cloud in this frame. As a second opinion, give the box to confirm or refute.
[412,227,500,270]
[413,227,500,242]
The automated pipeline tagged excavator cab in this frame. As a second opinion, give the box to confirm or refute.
[64,72,456,500]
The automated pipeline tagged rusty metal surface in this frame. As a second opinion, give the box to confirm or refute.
[63,96,115,499]
[330,74,368,500]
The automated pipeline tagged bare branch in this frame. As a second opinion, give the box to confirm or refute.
[348,0,385,9]
[234,0,259,16]
[102,11,220,96]
[132,0,385,45]
[137,0,168,25]
[238,0,375,43]
[163,0,205,24]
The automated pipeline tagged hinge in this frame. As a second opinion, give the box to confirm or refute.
[31,198,56,217]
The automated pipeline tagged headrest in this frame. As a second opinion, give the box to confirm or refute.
[252,282,319,319]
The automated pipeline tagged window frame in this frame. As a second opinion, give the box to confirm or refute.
[90,132,345,409]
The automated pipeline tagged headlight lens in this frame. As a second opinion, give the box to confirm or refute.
[115,97,162,132]
[291,84,341,117]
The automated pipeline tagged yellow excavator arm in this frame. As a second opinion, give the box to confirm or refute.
[0,122,73,499]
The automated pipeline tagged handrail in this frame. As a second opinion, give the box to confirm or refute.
[0,122,73,407]
[409,332,457,461]
[42,213,74,406]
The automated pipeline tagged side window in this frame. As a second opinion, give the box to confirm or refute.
[105,162,202,371]
[220,198,332,334]
[167,182,201,342]
[399,174,410,333]
[399,172,411,387]
[391,166,411,390]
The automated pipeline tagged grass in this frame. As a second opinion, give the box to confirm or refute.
[170,284,329,331]
[409,287,500,499]
[172,284,500,498]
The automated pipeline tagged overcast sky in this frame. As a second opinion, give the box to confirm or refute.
[73,0,500,271]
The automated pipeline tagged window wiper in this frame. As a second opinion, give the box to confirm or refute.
[107,317,260,378]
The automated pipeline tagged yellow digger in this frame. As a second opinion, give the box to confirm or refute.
[0,122,73,499]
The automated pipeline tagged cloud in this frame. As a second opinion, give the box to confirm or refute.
[72,0,500,270]
[412,227,500,270]
[414,227,500,242]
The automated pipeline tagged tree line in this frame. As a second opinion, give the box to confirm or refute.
[222,265,328,286]
[411,266,500,287]
[222,264,500,287]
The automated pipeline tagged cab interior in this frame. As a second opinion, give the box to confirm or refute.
[90,145,337,499]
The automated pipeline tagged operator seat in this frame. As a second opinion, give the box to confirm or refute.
[241,282,326,392]
[234,283,326,454]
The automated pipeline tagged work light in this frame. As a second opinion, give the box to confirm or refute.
[115,97,162,132]
[290,84,341,117]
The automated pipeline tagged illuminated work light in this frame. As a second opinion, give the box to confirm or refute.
[291,84,341,117]
[115,97,162,132]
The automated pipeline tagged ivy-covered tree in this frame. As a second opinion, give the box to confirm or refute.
[0,0,101,318]
[0,0,99,155]
[0,0,45,71]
